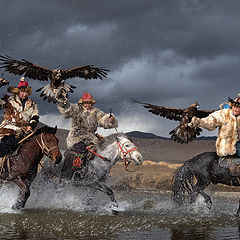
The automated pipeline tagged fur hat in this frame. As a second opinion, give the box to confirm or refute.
[228,97,240,107]
[78,92,96,105]
[8,77,32,95]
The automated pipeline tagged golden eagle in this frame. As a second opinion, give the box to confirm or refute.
[131,98,215,143]
[0,55,109,103]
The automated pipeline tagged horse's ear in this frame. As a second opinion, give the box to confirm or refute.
[54,125,57,134]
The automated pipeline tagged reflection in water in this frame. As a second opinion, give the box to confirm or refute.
[1,183,240,239]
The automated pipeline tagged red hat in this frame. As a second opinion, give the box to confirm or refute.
[78,92,96,104]
[18,77,29,88]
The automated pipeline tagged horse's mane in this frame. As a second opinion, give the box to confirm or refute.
[18,125,57,146]
[34,125,57,136]
[96,132,128,151]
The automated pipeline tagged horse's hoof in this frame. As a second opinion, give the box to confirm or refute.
[111,209,119,215]
[11,203,23,210]
[206,202,212,210]
[12,199,25,210]
[111,204,119,215]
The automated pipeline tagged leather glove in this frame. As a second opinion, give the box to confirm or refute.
[188,116,201,128]
[55,87,68,103]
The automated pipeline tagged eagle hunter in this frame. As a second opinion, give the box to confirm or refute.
[0,55,109,103]
[131,98,215,143]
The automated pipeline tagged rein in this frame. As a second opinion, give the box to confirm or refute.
[86,146,105,160]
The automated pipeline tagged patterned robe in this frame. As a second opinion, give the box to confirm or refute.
[57,102,118,149]
[192,109,240,156]
[0,94,39,140]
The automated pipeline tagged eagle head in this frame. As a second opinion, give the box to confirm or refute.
[52,67,62,81]
[191,101,199,109]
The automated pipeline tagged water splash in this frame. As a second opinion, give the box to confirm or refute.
[0,183,19,213]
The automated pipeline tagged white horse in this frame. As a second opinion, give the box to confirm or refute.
[60,133,143,211]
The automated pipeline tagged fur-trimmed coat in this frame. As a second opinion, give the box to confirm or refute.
[192,109,240,156]
[57,102,118,149]
[0,94,39,139]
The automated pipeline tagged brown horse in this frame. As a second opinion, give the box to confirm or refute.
[0,125,62,210]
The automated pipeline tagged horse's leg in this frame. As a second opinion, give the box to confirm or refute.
[60,152,75,180]
[191,179,212,208]
[236,200,240,216]
[90,182,119,212]
[12,176,30,210]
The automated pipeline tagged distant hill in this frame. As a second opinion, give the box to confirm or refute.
[126,131,170,140]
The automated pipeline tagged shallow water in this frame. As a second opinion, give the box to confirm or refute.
[1,181,240,240]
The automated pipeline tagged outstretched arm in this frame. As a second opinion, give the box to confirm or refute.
[28,102,39,130]
[190,110,224,131]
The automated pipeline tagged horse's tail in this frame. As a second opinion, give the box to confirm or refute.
[172,163,195,206]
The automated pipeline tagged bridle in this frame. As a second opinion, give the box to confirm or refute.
[116,139,138,169]
[35,133,59,158]
[86,137,140,171]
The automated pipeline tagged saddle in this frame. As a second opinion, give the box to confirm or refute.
[219,156,240,176]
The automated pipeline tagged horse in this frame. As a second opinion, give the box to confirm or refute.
[60,133,143,211]
[0,125,62,210]
[172,151,240,215]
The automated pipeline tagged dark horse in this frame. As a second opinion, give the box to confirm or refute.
[0,125,62,210]
[173,151,240,215]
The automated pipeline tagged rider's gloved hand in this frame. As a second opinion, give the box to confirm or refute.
[188,116,200,128]
[55,87,68,103]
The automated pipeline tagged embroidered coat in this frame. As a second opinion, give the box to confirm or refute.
[192,109,240,156]
[0,94,39,139]
[57,102,118,149]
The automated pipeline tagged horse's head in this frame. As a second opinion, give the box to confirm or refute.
[35,126,62,164]
[116,135,143,166]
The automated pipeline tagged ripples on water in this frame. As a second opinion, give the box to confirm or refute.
[1,180,240,239]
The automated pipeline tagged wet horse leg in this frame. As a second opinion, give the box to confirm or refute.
[190,179,212,208]
[236,200,240,216]
[12,176,30,210]
[90,182,118,210]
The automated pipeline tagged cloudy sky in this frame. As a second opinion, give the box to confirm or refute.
[0,0,240,137]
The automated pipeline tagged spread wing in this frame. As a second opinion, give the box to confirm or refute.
[195,109,214,118]
[61,65,109,80]
[131,98,184,121]
[0,55,52,81]
[132,98,216,144]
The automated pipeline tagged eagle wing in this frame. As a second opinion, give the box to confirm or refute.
[61,65,109,80]
[195,109,215,118]
[0,55,52,81]
[170,109,215,143]
[131,98,184,121]
[132,98,215,144]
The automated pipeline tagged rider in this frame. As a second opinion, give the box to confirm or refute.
[190,95,240,175]
[0,77,39,157]
[56,90,118,167]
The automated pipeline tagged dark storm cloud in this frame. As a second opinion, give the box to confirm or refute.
[1,0,240,136]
